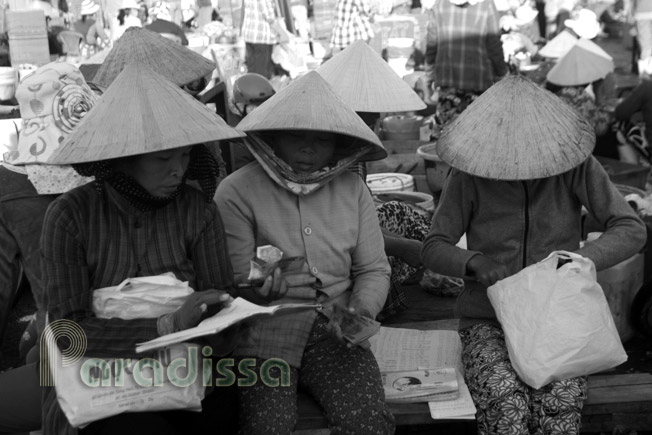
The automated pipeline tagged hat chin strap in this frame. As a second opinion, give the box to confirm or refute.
[244,135,372,196]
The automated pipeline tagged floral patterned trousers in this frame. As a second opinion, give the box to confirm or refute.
[236,316,395,435]
[460,323,588,435]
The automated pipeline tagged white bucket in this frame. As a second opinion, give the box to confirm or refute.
[0,67,18,101]
[366,173,415,194]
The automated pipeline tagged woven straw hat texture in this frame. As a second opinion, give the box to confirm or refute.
[436,75,595,180]
[237,70,387,161]
[48,63,244,165]
[539,30,578,59]
[547,38,614,86]
[316,40,426,113]
[92,27,215,88]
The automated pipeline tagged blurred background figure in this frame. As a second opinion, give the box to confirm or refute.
[330,0,375,55]
[111,0,143,42]
[241,0,289,78]
[74,0,110,51]
[625,0,652,76]
[147,1,189,44]
[422,0,507,129]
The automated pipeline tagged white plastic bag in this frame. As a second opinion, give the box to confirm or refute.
[92,272,193,319]
[46,273,205,428]
[487,251,627,389]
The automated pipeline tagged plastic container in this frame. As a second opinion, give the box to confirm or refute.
[374,191,434,216]
[416,142,451,193]
[366,173,415,194]
[0,67,17,101]
[597,252,644,343]
[382,115,422,141]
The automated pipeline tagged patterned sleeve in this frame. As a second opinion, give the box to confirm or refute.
[41,196,160,358]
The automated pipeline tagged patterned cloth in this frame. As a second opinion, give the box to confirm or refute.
[330,0,374,49]
[215,161,390,368]
[236,315,395,435]
[40,182,233,435]
[556,87,612,137]
[424,0,507,92]
[375,201,431,321]
[460,323,588,435]
[241,0,278,44]
[434,87,482,132]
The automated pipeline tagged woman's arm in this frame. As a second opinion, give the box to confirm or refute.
[348,180,391,319]
[421,170,483,277]
[573,156,647,270]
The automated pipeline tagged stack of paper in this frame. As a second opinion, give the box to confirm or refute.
[369,326,476,419]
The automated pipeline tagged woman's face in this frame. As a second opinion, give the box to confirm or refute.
[115,146,191,197]
[273,131,336,174]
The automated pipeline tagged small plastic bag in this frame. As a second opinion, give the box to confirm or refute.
[92,272,193,319]
[487,251,627,389]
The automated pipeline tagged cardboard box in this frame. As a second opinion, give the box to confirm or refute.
[9,35,50,67]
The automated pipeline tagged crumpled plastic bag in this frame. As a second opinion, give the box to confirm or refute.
[46,273,204,428]
[488,251,627,389]
[92,272,193,319]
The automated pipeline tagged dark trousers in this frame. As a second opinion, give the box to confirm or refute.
[245,42,274,79]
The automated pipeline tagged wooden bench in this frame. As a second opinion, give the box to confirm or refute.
[295,372,652,434]
[293,319,652,434]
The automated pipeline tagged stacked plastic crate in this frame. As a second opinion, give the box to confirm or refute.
[7,9,50,67]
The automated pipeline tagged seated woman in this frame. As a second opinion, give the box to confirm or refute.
[39,63,245,435]
[545,38,618,159]
[422,75,645,435]
[215,71,395,435]
[74,0,110,49]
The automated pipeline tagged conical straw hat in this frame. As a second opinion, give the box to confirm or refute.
[237,70,387,161]
[48,63,245,165]
[92,27,215,88]
[316,40,426,113]
[436,75,594,180]
[547,38,614,86]
[538,30,578,59]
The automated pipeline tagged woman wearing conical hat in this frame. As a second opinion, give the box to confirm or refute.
[545,38,615,151]
[317,40,457,321]
[422,75,645,434]
[215,71,395,434]
[40,63,245,435]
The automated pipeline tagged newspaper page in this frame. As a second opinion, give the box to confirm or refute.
[136,298,318,353]
[369,327,476,419]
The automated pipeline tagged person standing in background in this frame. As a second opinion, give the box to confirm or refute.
[422,0,507,128]
[111,0,143,42]
[625,0,652,75]
[330,0,374,54]
[241,0,289,78]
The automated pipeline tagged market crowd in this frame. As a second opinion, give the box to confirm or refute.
[0,0,650,433]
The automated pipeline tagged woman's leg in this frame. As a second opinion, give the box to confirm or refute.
[460,323,530,435]
[529,377,587,435]
[299,316,395,435]
[0,363,42,434]
[236,357,299,435]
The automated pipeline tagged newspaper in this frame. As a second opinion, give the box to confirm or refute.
[369,327,476,419]
[136,297,319,353]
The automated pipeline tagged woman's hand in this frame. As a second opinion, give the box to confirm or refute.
[239,267,317,304]
[466,255,509,287]
[171,290,231,331]
[328,305,373,350]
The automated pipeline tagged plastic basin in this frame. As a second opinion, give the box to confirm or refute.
[416,142,451,193]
